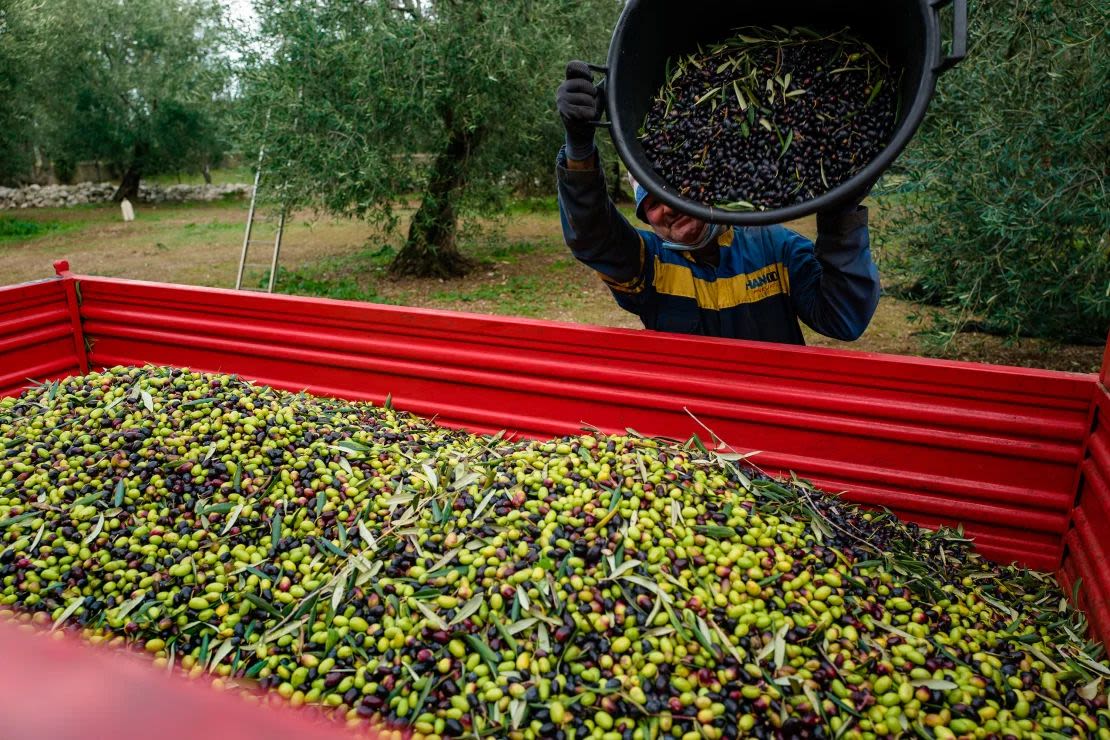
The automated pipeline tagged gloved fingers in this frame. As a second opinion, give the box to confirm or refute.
[558,78,597,98]
[560,104,600,123]
[557,79,600,121]
[558,92,599,114]
[565,60,593,81]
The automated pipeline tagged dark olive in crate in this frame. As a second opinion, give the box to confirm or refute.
[639,27,901,213]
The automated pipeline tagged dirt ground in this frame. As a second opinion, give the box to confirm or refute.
[1,199,1103,374]
[0,202,373,288]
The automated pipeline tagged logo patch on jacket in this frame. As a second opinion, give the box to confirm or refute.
[652,259,790,310]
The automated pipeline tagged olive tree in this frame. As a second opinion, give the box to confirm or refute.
[882,0,1109,343]
[27,0,235,199]
[0,1,43,182]
[242,0,620,278]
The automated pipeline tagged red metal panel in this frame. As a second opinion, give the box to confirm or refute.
[0,622,366,740]
[0,278,82,397]
[70,274,1094,571]
[1064,525,1109,648]
[1063,386,1110,646]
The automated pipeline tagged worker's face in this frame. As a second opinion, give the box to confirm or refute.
[643,196,709,246]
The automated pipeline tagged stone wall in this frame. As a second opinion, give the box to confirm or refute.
[0,182,251,210]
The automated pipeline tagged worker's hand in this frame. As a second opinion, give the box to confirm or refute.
[557,61,602,161]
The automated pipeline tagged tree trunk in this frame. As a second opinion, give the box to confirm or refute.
[113,165,142,203]
[202,162,212,185]
[113,142,148,203]
[389,127,478,279]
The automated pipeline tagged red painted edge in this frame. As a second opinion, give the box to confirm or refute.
[52,261,88,374]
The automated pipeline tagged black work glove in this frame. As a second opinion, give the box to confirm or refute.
[557,61,602,161]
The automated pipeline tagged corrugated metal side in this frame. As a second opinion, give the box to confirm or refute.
[75,276,1094,572]
[0,279,81,398]
[1061,386,1110,647]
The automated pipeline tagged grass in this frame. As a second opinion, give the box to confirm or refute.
[264,267,386,303]
[505,195,560,215]
[0,217,77,244]
[488,242,538,260]
[263,245,399,304]
[431,275,547,317]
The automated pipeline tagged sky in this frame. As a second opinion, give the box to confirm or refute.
[222,0,256,30]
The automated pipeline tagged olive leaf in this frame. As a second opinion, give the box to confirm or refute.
[331,578,346,613]
[52,596,84,631]
[209,638,237,673]
[28,522,45,553]
[773,623,789,668]
[466,635,499,671]
[428,547,460,573]
[112,479,126,507]
[83,514,105,545]
[506,617,539,636]
[473,489,497,518]
[515,585,531,612]
[115,592,148,621]
[603,558,643,582]
[357,520,377,551]
[262,617,307,645]
[509,698,527,730]
[421,464,438,491]
[270,508,282,550]
[911,679,959,691]
[410,598,448,630]
[450,594,483,626]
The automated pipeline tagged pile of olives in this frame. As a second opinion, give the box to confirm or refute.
[1,367,1107,739]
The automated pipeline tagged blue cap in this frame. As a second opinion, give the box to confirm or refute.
[634,184,650,223]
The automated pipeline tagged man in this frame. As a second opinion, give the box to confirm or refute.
[555,61,882,344]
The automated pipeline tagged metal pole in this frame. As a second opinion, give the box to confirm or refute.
[267,209,286,293]
[235,146,265,291]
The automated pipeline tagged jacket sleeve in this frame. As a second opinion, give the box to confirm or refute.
[777,207,881,341]
[556,147,653,310]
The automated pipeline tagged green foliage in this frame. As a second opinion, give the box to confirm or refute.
[16,0,235,188]
[883,0,1109,343]
[0,218,71,243]
[0,2,42,181]
[263,246,398,302]
[241,0,619,274]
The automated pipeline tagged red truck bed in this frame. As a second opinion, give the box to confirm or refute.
[1,261,1107,735]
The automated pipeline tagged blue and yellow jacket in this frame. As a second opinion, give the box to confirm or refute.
[556,149,881,344]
